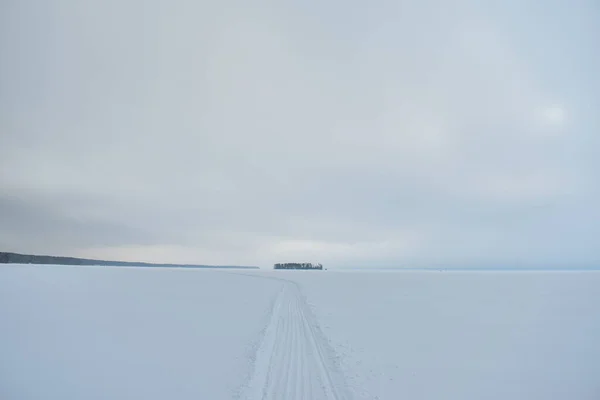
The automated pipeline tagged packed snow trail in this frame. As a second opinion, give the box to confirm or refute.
[242,279,351,400]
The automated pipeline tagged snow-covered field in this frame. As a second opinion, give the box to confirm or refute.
[1,265,599,400]
[0,266,281,400]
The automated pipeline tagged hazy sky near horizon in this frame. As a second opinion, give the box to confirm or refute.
[1,0,599,267]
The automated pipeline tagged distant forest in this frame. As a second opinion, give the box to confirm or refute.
[0,252,258,269]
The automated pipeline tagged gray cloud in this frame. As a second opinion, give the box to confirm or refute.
[1,0,599,267]
[0,194,161,253]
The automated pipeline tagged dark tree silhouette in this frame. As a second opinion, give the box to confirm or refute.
[0,252,258,269]
[273,262,323,270]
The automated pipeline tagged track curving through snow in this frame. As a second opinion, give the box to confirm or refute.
[241,278,351,400]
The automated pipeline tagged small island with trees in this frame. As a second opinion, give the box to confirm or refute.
[273,262,323,270]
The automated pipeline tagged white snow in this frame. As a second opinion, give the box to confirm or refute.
[277,270,600,400]
[0,265,281,400]
[2,266,600,400]
[240,277,351,400]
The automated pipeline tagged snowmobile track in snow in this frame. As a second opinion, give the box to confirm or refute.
[242,279,351,400]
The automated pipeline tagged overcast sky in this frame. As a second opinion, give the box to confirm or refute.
[1,0,599,268]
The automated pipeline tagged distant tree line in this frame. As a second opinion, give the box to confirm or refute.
[274,262,323,270]
[0,252,258,269]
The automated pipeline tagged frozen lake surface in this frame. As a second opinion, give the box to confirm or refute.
[1,265,599,399]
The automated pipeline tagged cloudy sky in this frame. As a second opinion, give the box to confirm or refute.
[1,0,599,268]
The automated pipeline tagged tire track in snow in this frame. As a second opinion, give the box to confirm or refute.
[241,279,351,400]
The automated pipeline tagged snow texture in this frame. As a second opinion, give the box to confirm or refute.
[0,265,281,400]
[277,269,600,400]
[238,276,350,400]
[2,265,600,400]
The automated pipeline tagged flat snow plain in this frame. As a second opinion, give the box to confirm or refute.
[1,265,599,400]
